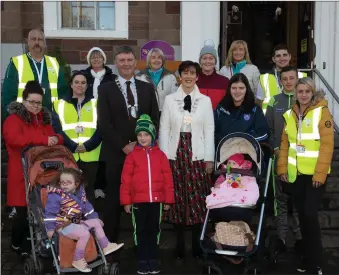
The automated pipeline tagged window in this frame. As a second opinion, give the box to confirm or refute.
[43,1,128,39]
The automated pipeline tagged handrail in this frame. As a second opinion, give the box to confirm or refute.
[299,68,339,133]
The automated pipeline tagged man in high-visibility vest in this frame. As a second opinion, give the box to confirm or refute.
[2,29,68,117]
[256,44,307,114]
[52,71,102,202]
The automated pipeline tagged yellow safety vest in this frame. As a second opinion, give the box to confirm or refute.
[12,54,59,103]
[53,99,101,162]
[260,71,307,114]
[283,106,330,183]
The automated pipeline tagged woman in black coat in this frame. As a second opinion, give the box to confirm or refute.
[81,47,117,199]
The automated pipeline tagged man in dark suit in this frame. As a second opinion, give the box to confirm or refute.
[97,46,159,247]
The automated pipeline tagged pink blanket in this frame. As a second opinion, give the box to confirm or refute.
[206,173,259,209]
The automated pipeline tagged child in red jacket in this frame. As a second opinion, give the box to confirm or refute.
[120,114,174,275]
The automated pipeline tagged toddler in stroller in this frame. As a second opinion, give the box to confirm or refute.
[44,167,124,273]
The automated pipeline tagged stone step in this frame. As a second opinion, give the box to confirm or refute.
[329,161,339,177]
[326,177,339,193]
[322,193,339,210]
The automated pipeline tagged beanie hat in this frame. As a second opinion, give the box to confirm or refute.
[199,42,217,63]
[227,153,245,167]
[135,114,156,142]
[87,47,107,65]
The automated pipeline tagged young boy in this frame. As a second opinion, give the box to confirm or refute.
[265,66,302,255]
[120,114,174,275]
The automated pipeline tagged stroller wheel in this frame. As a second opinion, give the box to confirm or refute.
[109,262,119,274]
[23,257,41,275]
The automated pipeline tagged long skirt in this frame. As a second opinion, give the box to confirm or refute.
[163,132,211,226]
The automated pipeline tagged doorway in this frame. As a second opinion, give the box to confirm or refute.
[220,2,315,72]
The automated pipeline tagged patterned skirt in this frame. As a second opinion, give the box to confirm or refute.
[163,132,212,226]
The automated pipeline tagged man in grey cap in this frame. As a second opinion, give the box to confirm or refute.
[196,41,230,110]
[97,46,159,251]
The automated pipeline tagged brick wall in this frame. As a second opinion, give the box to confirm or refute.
[1,1,181,64]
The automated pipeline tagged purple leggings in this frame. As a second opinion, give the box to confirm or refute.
[60,218,109,261]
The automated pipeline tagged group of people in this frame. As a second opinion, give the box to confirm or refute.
[1,28,334,275]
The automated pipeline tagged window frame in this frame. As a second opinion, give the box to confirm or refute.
[43,1,128,39]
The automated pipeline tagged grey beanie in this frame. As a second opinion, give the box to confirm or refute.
[199,46,217,63]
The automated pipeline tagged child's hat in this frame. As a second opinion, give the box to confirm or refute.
[228,153,245,166]
[135,114,156,142]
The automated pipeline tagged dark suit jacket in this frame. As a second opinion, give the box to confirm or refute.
[97,77,159,164]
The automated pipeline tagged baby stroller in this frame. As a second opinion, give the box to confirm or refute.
[200,132,273,275]
[21,145,119,275]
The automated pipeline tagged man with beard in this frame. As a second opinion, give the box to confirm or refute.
[2,29,68,117]
[97,46,159,256]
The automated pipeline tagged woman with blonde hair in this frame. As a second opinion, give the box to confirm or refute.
[136,48,178,114]
[220,40,260,95]
[277,77,334,275]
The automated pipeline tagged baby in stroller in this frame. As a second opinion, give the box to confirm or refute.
[44,168,124,273]
[206,153,260,210]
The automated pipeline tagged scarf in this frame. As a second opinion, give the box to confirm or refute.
[148,68,163,87]
[232,60,247,75]
[91,69,106,98]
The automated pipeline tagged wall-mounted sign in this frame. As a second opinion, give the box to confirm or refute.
[227,11,242,25]
[140,40,175,61]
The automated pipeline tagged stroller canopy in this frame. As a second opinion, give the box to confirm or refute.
[215,133,262,174]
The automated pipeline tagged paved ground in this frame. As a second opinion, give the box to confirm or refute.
[2,213,339,275]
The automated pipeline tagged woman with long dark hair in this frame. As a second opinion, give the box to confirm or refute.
[214,73,269,146]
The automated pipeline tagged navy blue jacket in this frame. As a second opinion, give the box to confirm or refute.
[52,91,102,154]
[214,104,269,147]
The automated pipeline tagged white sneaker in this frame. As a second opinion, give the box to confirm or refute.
[94,189,106,199]
[9,207,17,219]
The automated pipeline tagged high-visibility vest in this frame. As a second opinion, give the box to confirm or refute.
[53,99,101,162]
[283,106,330,183]
[12,54,59,103]
[261,71,307,114]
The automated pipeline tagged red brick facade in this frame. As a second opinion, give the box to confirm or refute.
[1,1,180,64]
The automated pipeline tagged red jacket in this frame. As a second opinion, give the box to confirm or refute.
[3,102,64,207]
[197,70,229,110]
[120,144,174,205]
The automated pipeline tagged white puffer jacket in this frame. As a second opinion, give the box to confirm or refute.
[219,64,260,95]
[136,69,178,111]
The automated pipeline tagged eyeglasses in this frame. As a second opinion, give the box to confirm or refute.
[91,56,103,60]
[25,100,42,107]
[60,180,75,186]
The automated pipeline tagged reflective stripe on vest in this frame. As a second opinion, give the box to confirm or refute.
[13,54,59,103]
[260,71,307,114]
[283,106,330,183]
[54,99,100,162]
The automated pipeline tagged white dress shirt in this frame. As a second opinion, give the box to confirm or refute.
[118,75,138,108]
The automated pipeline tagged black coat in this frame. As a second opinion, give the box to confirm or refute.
[97,77,159,164]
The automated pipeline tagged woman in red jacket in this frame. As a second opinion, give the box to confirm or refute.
[120,114,174,274]
[3,80,64,256]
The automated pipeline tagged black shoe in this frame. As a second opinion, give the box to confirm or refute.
[137,261,149,275]
[148,259,160,274]
[296,257,307,273]
[306,266,323,275]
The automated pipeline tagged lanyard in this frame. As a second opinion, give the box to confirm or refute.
[29,55,44,85]
[274,69,283,91]
[297,113,303,144]
[77,103,82,121]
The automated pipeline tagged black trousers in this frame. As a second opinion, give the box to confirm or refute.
[102,162,123,243]
[77,161,99,203]
[175,223,202,257]
[132,203,162,262]
[11,206,30,252]
[94,161,107,190]
[291,175,325,268]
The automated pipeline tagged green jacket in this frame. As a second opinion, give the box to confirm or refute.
[265,91,294,150]
[1,53,68,117]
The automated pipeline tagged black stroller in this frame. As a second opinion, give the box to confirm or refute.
[200,133,274,275]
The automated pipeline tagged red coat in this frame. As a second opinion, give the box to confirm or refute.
[3,102,64,207]
[120,144,174,205]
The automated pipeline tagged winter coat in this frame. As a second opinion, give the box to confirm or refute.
[120,144,175,205]
[3,102,64,207]
[214,103,269,146]
[44,185,98,232]
[81,66,117,98]
[277,93,334,184]
[219,64,260,95]
[136,68,178,111]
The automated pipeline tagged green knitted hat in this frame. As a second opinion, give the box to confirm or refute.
[135,114,156,142]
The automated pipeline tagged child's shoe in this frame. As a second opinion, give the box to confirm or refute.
[149,259,160,274]
[137,261,149,274]
[103,242,124,255]
[72,258,92,273]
